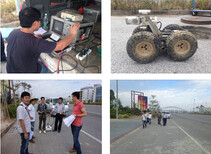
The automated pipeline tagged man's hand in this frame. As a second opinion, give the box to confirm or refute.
[61,111,64,115]
[30,116,33,120]
[69,23,80,37]
[73,114,76,117]
[24,133,28,139]
[34,34,43,38]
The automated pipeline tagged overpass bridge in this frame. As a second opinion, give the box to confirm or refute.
[161,106,187,113]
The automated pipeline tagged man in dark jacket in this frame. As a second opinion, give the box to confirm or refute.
[37,97,47,133]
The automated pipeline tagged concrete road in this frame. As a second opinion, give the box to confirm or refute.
[1,104,102,154]
[110,113,211,154]
[110,119,141,141]
[111,15,211,73]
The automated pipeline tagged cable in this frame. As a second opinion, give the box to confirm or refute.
[52,53,78,73]
[57,50,63,74]
[157,21,162,31]
[54,33,101,73]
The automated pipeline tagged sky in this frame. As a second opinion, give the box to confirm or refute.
[14,80,101,99]
[110,80,211,111]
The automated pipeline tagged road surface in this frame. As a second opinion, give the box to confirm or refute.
[1,104,102,154]
[111,15,211,73]
[110,113,211,154]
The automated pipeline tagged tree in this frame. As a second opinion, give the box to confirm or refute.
[110,90,115,109]
[148,95,160,112]
[20,82,28,91]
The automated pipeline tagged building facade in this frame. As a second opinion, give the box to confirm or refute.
[80,86,94,102]
[93,84,102,102]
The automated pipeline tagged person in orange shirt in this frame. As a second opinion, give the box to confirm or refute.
[69,92,87,154]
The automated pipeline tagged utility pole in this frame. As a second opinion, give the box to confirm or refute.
[116,80,118,119]
[11,80,17,108]
[193,99,195,112]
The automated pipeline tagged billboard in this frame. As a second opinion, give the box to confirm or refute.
[138,96,147,111]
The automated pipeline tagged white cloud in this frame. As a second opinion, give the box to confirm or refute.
[14,80,101,99]
[117,87,211,111]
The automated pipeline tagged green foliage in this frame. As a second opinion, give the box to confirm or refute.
[110,108,116,118]
[7,103,20,118]
[1,0,18,23]
[148,95,160,112]
[118,114,130,119]
[111,0,210,10]
[123,114,130,118]
[152,112,158,118]
[83,102,102,105]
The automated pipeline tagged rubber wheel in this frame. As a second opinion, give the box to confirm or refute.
[132,26,152,35]
[192,12,198,16]
[163,24,183,31]
[127,31,160,63]
[166,31,197,61]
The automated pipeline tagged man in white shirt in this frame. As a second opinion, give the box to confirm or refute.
[149,112,152,124]
[142,112,147,129]
[28,98,38,143]
[17,92,31,154]
[163,112,167,126]
[50,97,65,133]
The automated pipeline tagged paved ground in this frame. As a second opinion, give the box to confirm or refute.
[110,113,211,154]
[111,15,211,73]
[110,119,141,141]
[1,104,102,154]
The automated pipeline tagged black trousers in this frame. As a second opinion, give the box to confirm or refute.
[54,113,63,132]
[163,118,167,126]
[39,115,46,131]
[158,118,161,125]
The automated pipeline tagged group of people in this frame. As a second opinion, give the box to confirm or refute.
[157,112,168,126]
[141,111,168,128]
[17,91,87,154]
[141,112,152,128]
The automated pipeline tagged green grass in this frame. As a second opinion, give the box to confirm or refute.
[190,112,211,115]
[111,0,211,10]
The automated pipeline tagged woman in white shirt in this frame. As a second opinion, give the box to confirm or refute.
[149,112,152,124]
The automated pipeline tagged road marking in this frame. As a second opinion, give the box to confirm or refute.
[81,130,102,144]
[172,120,210,154]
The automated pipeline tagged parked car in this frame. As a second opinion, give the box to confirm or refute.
[45,98,69,116]
[165,112,171,119]
[162,112,171,119]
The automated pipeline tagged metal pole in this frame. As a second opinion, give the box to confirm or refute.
[14,0,20,14]
[191,0,195,10]
[116,80,118,119]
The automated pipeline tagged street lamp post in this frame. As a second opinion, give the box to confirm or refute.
[116,80,118,119]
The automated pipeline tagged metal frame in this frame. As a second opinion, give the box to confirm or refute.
[131,91,144,115]
[191,0,211,14]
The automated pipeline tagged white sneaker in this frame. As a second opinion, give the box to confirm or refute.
[43,130,46,134]
[39,130,42,134]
